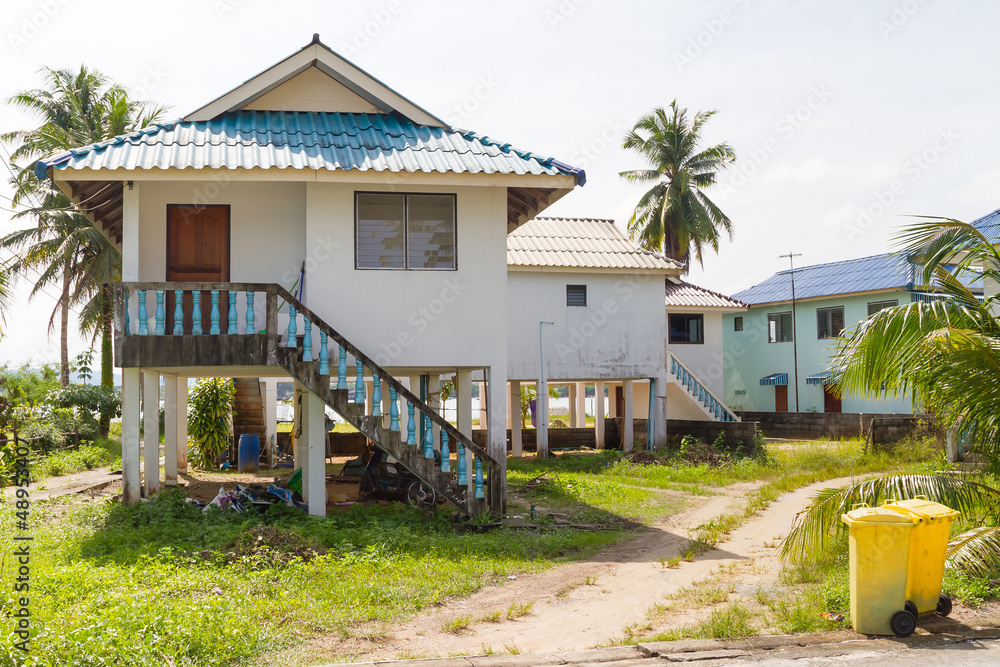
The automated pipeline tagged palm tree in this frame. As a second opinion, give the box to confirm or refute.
[2,66,165,390]
[620,101,735,268]
[781,216,1000,574]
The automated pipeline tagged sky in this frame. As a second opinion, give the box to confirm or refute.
[1,0,999,368]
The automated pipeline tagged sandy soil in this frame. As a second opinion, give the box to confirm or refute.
[303,476,868,662]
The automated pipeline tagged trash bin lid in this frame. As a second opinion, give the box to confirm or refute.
[887,497,960,522]
[841,506,917,526]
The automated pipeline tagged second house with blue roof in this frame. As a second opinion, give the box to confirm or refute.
[721,253,983,414]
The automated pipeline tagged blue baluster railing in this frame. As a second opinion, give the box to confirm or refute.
[440,431,451,473]
[318,331,329,375]
[137,290,148,336]
[286,306,297,347]
[302,318,313,362]
[422,414,434,459]
[372,376,382,417]
[337,347,347,390]
[172,290,183,335]
[227,292,238,334]
[355,360,365,407]
[192,291,202,334]
[456,442,468,485]
[154,290,165,335]
[245,291,255,334]
[209,290,221,335]
[474,458,484,499]
[389,387,400,431]
[406,402,416,445]
[669,353,739,423]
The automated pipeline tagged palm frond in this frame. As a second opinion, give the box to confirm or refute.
[781,474,1000,563]
[947,526,1000,577]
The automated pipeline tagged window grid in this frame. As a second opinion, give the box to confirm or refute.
[669,313,704,344]
[768,311,793,343]
[867,299,899,316]
[355,192,457,270]
[566,284,587,306]
[816,306,845,339]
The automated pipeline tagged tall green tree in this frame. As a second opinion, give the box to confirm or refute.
[620,100,735,268]
[2,66,165,397]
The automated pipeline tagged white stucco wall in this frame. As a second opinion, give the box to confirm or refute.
[665,308,727,397]
[131,178,508,372]
[506,270,667,382]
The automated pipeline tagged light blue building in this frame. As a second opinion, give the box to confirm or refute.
[722,253,982,413]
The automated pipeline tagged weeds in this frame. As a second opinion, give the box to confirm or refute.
[506,599,534,620]
[442,616,473,634]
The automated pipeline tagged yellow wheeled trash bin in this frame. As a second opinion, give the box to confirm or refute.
[882,496,960,618]
[841,506,919,636]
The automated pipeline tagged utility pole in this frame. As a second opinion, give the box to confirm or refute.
[779,252,802,412]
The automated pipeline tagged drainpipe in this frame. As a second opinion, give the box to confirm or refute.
[538,321,554,458]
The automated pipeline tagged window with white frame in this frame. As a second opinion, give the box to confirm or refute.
[356,193,456,270]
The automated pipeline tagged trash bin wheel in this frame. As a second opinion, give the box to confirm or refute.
[890,610,917,637]
[406,480,437,509]
[936,593,953,617]
[904,600,918,618]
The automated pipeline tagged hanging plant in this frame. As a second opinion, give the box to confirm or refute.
[187,378,235,469]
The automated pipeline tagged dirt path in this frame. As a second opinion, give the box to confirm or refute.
[335,475,861,660]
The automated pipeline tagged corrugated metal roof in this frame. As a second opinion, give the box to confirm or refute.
[733,254,916,305]
[664,280,746,309]
[36,111,585,184]
[972,207,1000,243]
[732,252,984,305]
[506,217,682,271]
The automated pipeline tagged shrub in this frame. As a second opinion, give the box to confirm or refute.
[187,378,235,469]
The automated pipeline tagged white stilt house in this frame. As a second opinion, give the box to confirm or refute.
[506,217,681,452]
[35,35,584,515]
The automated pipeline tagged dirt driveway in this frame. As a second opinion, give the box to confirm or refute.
[321,475,865,661]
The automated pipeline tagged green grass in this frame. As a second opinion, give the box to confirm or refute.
[0,489,618,666]
[31,440,121,480]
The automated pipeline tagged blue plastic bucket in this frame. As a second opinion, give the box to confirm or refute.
[238,434,260,473]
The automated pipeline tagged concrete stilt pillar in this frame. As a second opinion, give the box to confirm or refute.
[264,378,278,468]
[623,379,634,452]
[510,380,522,457]
[122,368,141,504]
[568,383,577,427]
[142,371,160,496]
[594,381,605,449]
[164,375,178,486]
[176,377,188,474]
[654,372,668,449]
[478,381,488,428]
[576,382,586,428]
[457,371,473,435]
[486,365,507,510]
[428,374,441,449]
[305,391,326,516]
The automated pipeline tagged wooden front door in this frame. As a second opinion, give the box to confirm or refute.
[615,386,624,419]
[823,385,842,414]
[774,385,788,412]
[167,205,230,334]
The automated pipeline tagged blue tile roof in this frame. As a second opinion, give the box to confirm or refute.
[733,254,915,305]
[35,111,586,185]
[733,252,983,305]
[972,207,1000,243]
